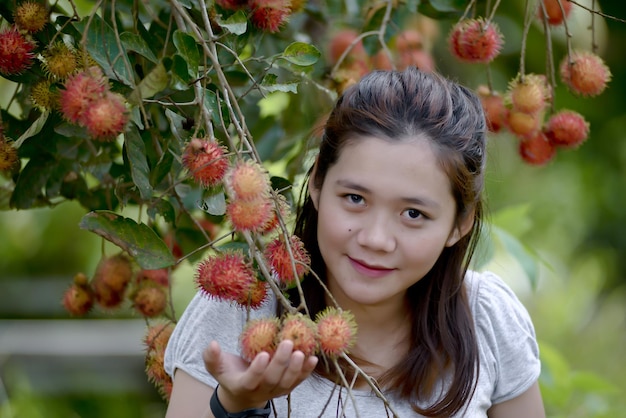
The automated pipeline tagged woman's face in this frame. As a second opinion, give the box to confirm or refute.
[309,136,470,311]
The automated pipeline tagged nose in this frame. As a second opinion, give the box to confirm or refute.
[356,213,396,253]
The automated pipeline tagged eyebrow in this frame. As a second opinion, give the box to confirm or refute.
[336,179,441,209]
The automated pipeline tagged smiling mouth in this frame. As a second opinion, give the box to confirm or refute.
[348,257,395,278]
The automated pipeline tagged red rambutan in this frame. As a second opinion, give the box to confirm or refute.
[182,138,229,188]
[560,50,611,97]
[131,281,168,318]
[136,268,170,287]
[278,313,318,357]
[239,317,280,361]
[235,279,268,309]
[248,0,292,33]
[519,131,556,165]
[537,0,573,26]
[477,86,507,133]
[544,110,589,149]
[508,73,551,115]
[81,92,129,140]
[226,196,275,232]
[264,234,310,287]
[215,0,248,10]
[315,307,357,357]
[59,67,108,124]
[94,253,133,292]
[62,277,94,316]
[0,26,36,75]
[195,251,256,303]
[328,29,366,65]
[448,18,503,64]
[224,159,271,201]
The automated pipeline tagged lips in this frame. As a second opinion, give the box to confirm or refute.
[348,257,395,278]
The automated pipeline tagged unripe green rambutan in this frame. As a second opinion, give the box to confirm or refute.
[239,317,280,361]
[14,1,48,33]
[278,313,318,357]
[30,79,59,111]
[42,42,78,80]
[0,139,19,172]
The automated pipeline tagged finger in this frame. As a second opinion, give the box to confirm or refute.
[241,351,271,390]
[276,350,305,390]
[203,341,222,376]
[303,355,319,374]
[263,340,294,386]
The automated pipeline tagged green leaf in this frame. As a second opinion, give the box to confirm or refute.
[171,54,191,89]
[165,109,187,142]
[10,155,56,209]
[129,61,169,104]
[120,32,158,63]
[151,148,175,187]
[281,42,321,66]
[491,204,534,237]
[200,191,226,216]
[14,111,49,148]
[173,30,200,78]
[492,226,540,289]
[261,74,298,94]
[148,198,176,225]
[79,211,176,269]
[418,0,465,18]
[124,126,152,200]
[216,10,248,35]
[73,15,133,86]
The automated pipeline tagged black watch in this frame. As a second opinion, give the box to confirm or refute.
[210,386,271,418]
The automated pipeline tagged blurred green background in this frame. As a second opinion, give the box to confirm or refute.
[1,0,626,417]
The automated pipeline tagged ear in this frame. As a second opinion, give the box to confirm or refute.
[307,156,321,210]
[445,209,475,247]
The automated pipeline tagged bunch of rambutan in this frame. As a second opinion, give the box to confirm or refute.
[144,321,175,400]
[215,0,297,33]
[59,66,129,141]
[238,308,357,362]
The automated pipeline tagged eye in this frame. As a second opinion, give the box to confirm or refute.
[403,208,424,220]
[343,193,364,205]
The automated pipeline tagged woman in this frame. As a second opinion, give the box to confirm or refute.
[164,67,545,417]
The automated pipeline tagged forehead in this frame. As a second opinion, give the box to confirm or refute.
[328,135,453,196]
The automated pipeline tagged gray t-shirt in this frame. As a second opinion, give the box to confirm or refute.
[164,270,540,417]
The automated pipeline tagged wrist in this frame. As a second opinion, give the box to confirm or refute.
[210,385,270,418]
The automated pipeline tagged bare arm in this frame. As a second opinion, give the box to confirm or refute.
[165,339,318,418]
[487,382,545,418]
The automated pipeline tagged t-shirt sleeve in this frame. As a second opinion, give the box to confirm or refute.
[471,271,541,405]
[164,292,275,388]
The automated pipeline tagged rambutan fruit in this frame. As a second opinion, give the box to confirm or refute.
[144,321,174,401]
[508,73,551,115]
[42,42,78,80]
[81,92,129,140]
[215,0,247,10]
[59,67,108,124]
[519,131,556,165]
[239,317,280,361]
[370,49,393,71]
[278,313,318,357]
[395,29,424,53]
[544,109,589,149]
[0,139,19,172]
[264,234,310,287]
[14,1,48,33]
[224,159,271,201]
[259,193,292,235]
[315,307,357,357]
[477,86,507,133]
[181,138,229,188]
[0,26,36,75]
[507,110,542,139]
[328,29,366,65]
[93,253,133,292]
[131,281,168,318]
[62,274,94,316]
[226,196,275,232]
[136,268,170,287]
[448,18,503,64]
[30,79,58,111]
[537,0,573,26]
[248,0,292,33]
[398,49,435,72]
[195,251,256,303]
[560,50,611,97]
[235,279,268,309]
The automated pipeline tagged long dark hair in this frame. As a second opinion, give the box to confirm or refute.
[288,67,487,416]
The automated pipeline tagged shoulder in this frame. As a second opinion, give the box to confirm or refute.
[465,270,541,404]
